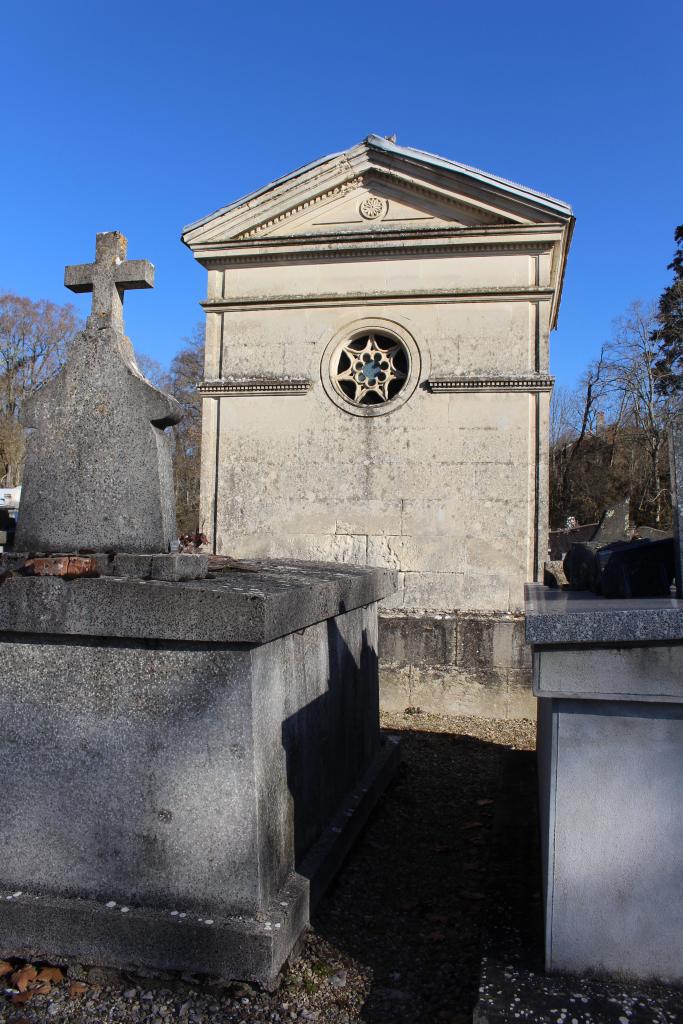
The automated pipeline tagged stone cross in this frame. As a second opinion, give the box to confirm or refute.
[15,232,182,555]
[64,231,155,332]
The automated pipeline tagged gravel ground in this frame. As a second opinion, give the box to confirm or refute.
[0,711,535,1024]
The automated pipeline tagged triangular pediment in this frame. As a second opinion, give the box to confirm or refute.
[234,170,517,240]
[182,135,573,247]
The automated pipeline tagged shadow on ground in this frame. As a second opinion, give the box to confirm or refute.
[308,717,539,1024]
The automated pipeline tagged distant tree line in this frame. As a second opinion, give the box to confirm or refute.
[0,293,204,536]
[0,293,81,489]
[550,225,683,530]
[136,326,203,536]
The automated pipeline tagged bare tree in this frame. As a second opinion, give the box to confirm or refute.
[603,301,678,524]
[134,351,172,392]
[136,323,205,535]
[0,292,81,485]
[550,348,613,524]
[549,301,682,530]
[169,324,204,535]
[550,384,576,449]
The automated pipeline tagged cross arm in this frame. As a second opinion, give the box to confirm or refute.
[64,262,96,293]
[114,259,155,290]
[64,259,155,294]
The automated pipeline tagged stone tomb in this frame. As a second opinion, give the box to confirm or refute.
[0,233,398,985]
[182,134,575,719]
[526,585,683,982]
[524,422,683,984]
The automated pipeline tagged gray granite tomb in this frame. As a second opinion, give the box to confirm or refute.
[527,454,683,983]
[0,233,399,985]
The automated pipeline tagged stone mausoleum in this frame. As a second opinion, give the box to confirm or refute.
[182,135,574,717]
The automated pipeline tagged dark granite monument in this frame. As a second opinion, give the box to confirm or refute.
[562,495,675,599]
[0,233,398,985]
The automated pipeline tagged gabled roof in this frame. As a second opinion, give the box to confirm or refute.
[182,134,573,246]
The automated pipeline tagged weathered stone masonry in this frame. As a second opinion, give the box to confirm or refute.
[182,136,574,718]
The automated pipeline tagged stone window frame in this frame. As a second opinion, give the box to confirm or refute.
[320,317,422,418]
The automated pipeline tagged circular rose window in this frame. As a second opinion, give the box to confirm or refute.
[333,332,409,406]
[321,321,422,417]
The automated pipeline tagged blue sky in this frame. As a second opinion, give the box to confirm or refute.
[2,1,681,389]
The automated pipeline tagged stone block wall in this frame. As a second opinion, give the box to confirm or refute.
[183,136,573,721]
[378,611,534,719]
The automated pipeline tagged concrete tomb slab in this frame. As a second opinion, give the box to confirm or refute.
[527,580,683,983]
[0,575,399,985]
[0,233,398,984]
[528,419,683,983]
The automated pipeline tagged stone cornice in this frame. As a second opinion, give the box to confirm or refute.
[182,140,572,248]
[191,226,563,268]
[235,177,365,239]
[234,169,513,241]
[425,374,554,393]
[202,286,554,312]
[198,377,312,397]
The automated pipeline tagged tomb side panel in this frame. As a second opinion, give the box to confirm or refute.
[0,635,262,914]
[250,605,381,904]
[550,698,683,981]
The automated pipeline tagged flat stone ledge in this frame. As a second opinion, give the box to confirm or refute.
[532,645,683,702]
[0,878,307,990]
[0,559,397,644]
[1,552,209,582]
[525,583,683,646]
[0,735,400,987]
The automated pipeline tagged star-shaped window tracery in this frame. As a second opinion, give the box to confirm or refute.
[333,333,409,406]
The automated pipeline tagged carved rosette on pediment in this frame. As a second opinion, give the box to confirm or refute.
[358,196,388,221]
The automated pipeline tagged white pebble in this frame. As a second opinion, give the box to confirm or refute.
[170,910,179,916]
[179,912,187,918]
[121,906,130,913]
[12,891,22,898]
[106,900,117,908]
[204,919,214,925]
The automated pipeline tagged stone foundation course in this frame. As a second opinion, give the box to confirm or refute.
[379,610,533,719]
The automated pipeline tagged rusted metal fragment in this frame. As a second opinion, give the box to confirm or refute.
[21,556,99,579]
